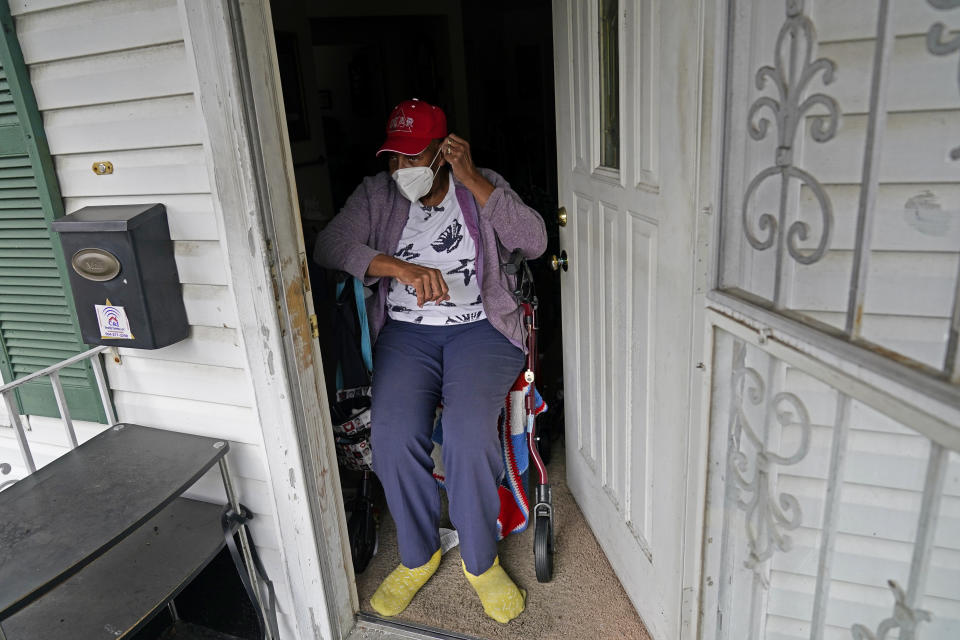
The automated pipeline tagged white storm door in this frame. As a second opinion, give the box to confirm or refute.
[699,1,960,639]
[552,2,701,638]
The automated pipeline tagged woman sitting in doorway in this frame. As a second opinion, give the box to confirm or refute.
[313,98,547,623]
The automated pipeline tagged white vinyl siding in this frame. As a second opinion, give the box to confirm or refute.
[767,365,960,639]
[718,0,960,373]
[795,2,960,371]
[3,1,298,636]
[707,332,960,640]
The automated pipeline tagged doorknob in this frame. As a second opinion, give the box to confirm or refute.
[550,251,569,272]
[557,206,567,227]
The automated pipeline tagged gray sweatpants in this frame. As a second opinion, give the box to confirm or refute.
[370,318,524,575]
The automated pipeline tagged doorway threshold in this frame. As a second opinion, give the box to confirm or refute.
[350,613,486,640]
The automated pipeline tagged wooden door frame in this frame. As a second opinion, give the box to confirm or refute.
[180,1,356,638]
[682,0,726,637]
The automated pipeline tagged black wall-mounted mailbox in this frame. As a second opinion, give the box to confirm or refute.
[51,203,188,349]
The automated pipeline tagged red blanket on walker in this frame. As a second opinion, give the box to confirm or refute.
[431,371,548,539]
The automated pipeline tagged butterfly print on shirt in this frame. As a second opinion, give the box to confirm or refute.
[394,243,420,261]
[389,304,412,313]
[431,219,463,253]
[445,311,484,324]
[447,259,476,286]
[469,294,483,306]
[419,203,444,221]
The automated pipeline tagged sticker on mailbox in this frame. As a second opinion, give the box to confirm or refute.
[95,304,134,340]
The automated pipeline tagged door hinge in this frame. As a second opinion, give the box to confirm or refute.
[309,313,319,338]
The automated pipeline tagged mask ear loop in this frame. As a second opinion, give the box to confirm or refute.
[428,146,443,178]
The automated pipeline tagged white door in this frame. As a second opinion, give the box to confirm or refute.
[552,2,701,638]
[699,1,960,639]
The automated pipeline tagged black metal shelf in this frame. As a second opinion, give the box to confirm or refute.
[0,423,234,639]
[2,498,230,640]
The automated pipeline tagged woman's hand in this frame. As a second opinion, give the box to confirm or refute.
[395,262,450,308]
[442,134,494,207]
[368,255,450,307]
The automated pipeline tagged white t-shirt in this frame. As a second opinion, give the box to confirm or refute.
[386,179,486,325]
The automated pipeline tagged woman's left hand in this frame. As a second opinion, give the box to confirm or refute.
[442,134,494,206]
[441,134,478,181]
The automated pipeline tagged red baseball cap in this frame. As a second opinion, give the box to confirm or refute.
[376,99,447,157]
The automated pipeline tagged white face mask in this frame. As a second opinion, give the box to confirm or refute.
[392,148,442,202]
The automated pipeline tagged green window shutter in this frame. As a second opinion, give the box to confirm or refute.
[0,5,107,423]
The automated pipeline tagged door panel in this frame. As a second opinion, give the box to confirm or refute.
[628,212,656,544]
[553,1,700,637]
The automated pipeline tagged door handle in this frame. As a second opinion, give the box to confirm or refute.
[557,206,567,227]
[550,251,569,272]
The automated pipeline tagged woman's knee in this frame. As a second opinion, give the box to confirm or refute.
[438,414,501,469]
[371,417,432,453]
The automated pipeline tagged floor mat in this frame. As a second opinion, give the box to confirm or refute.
[355,444,651,640]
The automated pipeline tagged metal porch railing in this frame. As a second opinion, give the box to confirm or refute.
[0,345,115,490]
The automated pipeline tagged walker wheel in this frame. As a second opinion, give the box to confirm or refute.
[348,498,377,574]
[534,514,554,582]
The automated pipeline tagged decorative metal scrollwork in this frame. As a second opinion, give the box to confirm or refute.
[851,580,932,639]
[0,461,16,491]
[728,363,812,584]
[743,0,837,269]
[927,0,960,160]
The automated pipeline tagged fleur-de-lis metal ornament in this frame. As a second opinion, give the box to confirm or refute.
[728,364,812,584]
[851,580,932,640]
[927,0,960,160]
[742,0,838,302]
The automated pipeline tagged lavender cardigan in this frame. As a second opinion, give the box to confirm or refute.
[313,168,547,350]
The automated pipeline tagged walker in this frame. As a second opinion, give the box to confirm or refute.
[502,249,555,582]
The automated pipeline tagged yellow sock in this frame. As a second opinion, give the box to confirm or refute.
[369,549,441,617]
[462,556,526,623]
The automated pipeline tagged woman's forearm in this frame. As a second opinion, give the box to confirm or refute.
[367,254,404,278]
